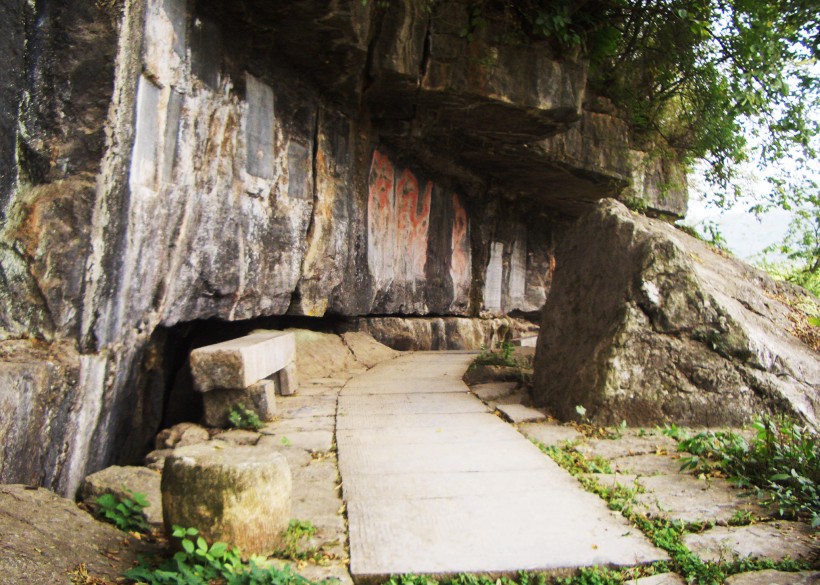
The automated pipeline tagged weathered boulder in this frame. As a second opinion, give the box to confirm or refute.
[289,329,364,380]
[79,465,162,527]
[161,442,292,555]
[0,484,158,585]
[155,422,210,450]
[533,199,819,427]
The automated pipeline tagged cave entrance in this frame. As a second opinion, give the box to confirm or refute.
[146,314,349,438]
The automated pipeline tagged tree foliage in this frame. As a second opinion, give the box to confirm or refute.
[760,191,820,295]
[501,0,819,208]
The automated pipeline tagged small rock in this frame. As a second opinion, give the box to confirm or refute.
[145,448,175,471]
[155,422,210,450]
[211,429,262,446]
[496,403,546,423]
[79,465,163,527]
[724,570,820,585]
[162,442,292,556]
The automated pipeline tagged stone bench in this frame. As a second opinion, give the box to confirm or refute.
[190,330,298,426]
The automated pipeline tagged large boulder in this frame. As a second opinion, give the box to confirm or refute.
[533,199,819,427]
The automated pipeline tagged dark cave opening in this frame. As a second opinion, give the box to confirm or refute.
[146,313,351,440]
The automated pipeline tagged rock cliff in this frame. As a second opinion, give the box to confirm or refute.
[0,0,811,495]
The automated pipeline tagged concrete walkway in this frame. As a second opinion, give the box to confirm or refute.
[337,352,666,582]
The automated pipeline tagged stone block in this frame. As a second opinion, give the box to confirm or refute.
[496,403,547,424]
[278,363,298,396]
[79,465,162,527]
[162,443,292,556]
[190,331,295,391]
[202,379,277,427]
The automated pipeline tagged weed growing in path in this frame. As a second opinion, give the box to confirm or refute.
[274,519,329,562]
[228,403,263,431]
[674,416,819,527]
[531,438,813,584]
[124,526,326,585]
[94,490,150,534]
[472,341,518,368]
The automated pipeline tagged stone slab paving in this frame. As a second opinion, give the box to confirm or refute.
[471,382,520,402]
[633,474,767,523]
[625,574,686,585]
[682,521,817,563]
[724,570,820,584]
[338,352,667,582]
[517,422,585,446]
[496,403,548,423]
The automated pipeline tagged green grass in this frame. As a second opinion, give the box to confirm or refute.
[673,416,819,527]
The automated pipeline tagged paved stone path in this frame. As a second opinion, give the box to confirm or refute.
[337,352,666,582]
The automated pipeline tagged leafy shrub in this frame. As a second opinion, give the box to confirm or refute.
[124,526,322,585]
[675,416,819,527]
[473,341,518,368]
[94,491,150,534]
[228,403,263,431]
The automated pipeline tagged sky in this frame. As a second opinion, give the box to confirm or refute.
[683,189,794,262]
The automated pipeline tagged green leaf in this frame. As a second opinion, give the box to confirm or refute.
[209,542,229,558]
[96,493,117,508]
[182,538,195,554]
[196,536,208,553]
[131,491,150,508]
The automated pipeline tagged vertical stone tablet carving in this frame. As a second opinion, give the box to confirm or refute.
[245,74,275,179]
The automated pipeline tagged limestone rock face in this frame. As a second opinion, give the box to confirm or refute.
[0,0,692,494]
[161,443,292,555]
[0,340,95,495]
[533,199,819,427]
[356,316,538,351]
